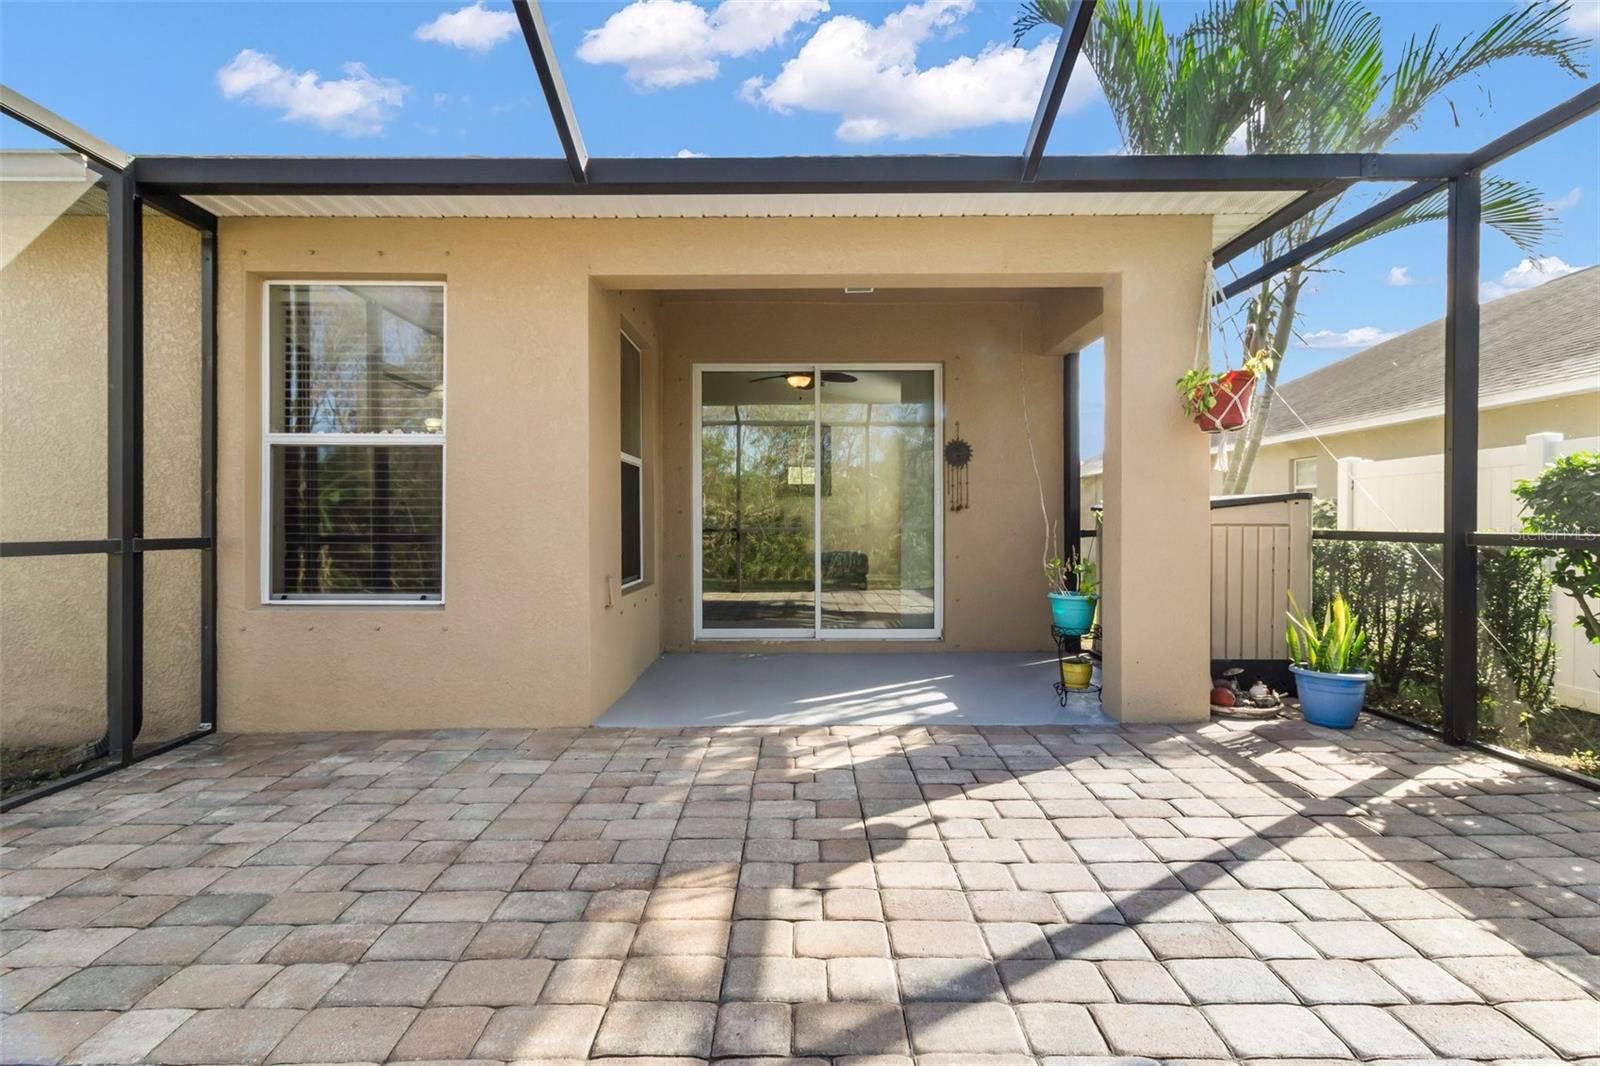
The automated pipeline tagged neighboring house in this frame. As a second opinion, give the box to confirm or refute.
[1082,265,1600,504]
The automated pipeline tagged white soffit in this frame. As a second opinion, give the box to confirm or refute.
[188,189,1304,250]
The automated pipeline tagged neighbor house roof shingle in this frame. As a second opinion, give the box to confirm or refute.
[1259,264,1600,442]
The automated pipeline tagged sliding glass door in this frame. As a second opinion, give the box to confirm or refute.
[695,366,940,639]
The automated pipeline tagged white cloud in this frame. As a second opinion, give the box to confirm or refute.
[676,148,709,157]
[1545,185,1582,213]
[578,0,828,89]
[1300,326,1399,350]
[416,2,519,53]
[1481,255,1583,300]
[1385,266,1416,287]
[1567,0,1600,35]
[216,49,407,136]
[746,0,1095,142]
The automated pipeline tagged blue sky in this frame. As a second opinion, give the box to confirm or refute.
[3,0,1596,456]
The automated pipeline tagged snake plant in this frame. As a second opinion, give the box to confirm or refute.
[1286,591,1369,674]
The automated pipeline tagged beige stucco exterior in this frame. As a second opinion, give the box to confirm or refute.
[196,213,1214,731]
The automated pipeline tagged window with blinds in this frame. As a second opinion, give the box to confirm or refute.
[263,282,445,602]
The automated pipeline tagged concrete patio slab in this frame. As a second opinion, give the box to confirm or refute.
[1,715,1596,1064]
[597,652,1111,728]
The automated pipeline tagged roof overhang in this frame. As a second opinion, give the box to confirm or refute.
[177,187,1312,251]
[129,152,1473,254]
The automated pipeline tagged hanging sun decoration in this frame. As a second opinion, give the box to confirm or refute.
[944,423,973,511]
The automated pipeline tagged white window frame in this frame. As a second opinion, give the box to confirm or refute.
[1291,456,1317,493]
[691,363,944,642]
[259,279,447,606]
[620,330,645,591]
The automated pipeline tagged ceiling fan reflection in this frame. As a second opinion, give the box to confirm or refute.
[747,371,859,390]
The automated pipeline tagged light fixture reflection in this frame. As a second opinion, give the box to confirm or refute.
[785,372,814,390]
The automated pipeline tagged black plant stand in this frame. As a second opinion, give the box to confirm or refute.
[1051,625,1102,706]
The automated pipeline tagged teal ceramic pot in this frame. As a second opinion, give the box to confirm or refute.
[1048,592,1097,636]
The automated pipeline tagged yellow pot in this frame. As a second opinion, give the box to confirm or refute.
[1060,660,1093,689]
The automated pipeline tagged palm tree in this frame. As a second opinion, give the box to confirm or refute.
[1016,0,1587,493]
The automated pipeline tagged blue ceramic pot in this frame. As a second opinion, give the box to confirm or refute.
[1048,592,1097,636]
[1290,665,1374,729]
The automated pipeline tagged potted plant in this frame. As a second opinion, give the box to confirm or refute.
[1060,653,1094,690]
[1285,590,1373,729]
[1177,347,1277,433]
[1046,554,1098,636]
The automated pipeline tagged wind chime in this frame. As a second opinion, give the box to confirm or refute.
[944,423,972,511]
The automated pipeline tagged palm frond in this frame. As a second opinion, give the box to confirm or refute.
[1014,0,1070,45]
[1317,175,1557,259]
[1366,1,1588,148]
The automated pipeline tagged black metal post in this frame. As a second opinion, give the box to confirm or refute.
[105,171,144,762]
[1442,172,1481,744]
[511,0,589,183]
[1063,352,1081,560]
[1022,0,1096,181]
[200,227,218,729]
[1063,351,1082,653]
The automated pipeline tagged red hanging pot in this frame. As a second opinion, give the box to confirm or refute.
[1193,370,1256,432]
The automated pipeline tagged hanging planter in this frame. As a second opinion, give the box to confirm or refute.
[1177,349,1276,434]
[1189,369,1256,431]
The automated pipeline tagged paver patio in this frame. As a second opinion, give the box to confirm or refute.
[1,717,1597,1064]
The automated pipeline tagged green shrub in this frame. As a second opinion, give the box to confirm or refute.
[1313,540,1441,701]
[1312,539,1556,724]
[1513,451,1600,645]
[1477,547,1557,721]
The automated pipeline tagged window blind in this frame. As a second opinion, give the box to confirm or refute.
[265,283,445,601]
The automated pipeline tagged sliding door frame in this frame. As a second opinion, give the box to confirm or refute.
[691,363,943,642]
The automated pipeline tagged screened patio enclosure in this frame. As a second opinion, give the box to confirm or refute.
[2,0,1599,806]
[1,101,215,808]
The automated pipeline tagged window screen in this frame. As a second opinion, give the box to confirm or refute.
[264,283,444,601]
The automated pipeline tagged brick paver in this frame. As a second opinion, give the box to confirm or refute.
[1,718,1596,1063]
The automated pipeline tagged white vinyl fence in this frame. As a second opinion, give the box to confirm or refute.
[1336,433,1599,712]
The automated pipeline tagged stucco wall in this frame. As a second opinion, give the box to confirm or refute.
[213,214,1213,729]
[658,296,1063,653]
[216,225,595,732]
[1,210,202,750]
[588,288,665,715]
